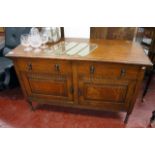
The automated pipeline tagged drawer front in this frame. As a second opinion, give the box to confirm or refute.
[17,59,72,74]
[77,62,140,80]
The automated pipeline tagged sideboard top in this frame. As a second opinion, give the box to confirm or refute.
[6,38,152,66]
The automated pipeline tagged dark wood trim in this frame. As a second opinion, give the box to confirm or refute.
[61,27,64,38]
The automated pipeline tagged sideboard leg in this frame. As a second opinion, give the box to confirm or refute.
[124,113,130,124]
[27,100,35,111]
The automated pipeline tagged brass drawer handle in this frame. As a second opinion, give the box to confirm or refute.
[120,68,126,77]
[90,65,95,74]
[55,64,60,72]
[27,63,32,71]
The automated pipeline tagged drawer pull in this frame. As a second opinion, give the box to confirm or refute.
[27,63,32,71]
[120,69,126,77]
[90,65,95,74]
[55,64,60,72]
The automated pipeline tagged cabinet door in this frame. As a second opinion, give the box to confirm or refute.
[20,72,73,102]
[78,77,136,111]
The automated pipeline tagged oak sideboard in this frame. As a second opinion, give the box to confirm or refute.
[6,38,152,123]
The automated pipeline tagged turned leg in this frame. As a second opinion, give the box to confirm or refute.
[27,100,35,111]
[124,113,130,124]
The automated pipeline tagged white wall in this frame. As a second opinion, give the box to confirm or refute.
[64,27,90,38]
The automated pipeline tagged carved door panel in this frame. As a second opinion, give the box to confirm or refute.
[20,72,74,102]
[78,76,136,111]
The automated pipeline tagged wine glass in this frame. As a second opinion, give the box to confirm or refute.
[20,34,32,52]
[29,34,42,52]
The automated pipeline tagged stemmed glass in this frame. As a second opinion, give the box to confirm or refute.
[29,33,42,53]
[20,34,32,52]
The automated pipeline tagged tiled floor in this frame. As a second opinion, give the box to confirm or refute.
[0,77,155,128]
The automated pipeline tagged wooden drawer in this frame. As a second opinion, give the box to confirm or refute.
[16,58,72,74]
[77,62,140,80]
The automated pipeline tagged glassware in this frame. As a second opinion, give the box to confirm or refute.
[52,27,61,42]
[29,28,42,52]
[41,27,53,43]
[41,27,61,43]
[30,27,40,36]
[20,34,32,52]
[40,31,48,49]
[29,34,42,52]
